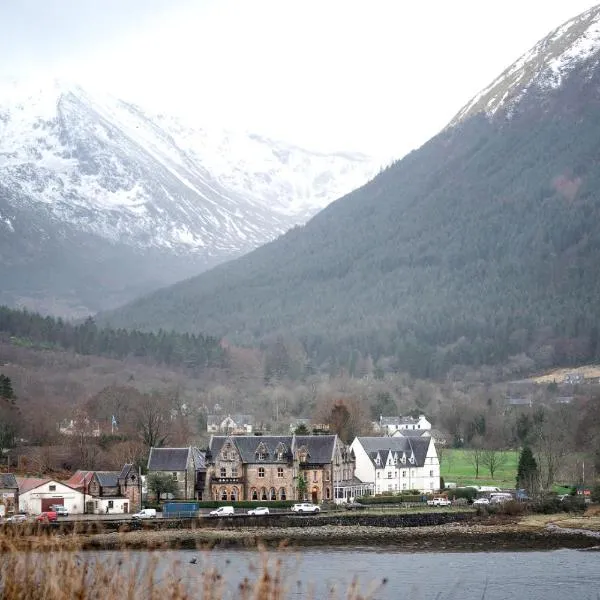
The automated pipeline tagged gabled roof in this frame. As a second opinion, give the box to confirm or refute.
[16,477,80,495]
[147,447,191,471]
[210,436,294,463]
[0,473,18,489]
[94,472,120,487]
[118,464,134,480]
[191,447,207,470]
[64,470,94,490]
[357,436,431,469]
[208,434,339,465]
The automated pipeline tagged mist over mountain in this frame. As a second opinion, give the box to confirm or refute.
[0,80,376,317]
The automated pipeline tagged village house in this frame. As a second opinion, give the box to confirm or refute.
[17,478,84,514]
[390,427,448,446]
[350,436,440,494]
[373,414,432,436]
[206,434,368,504]
[64,464,142,514]
[207,414,253,434]
[146,447,206,500]
[0,473,19,516]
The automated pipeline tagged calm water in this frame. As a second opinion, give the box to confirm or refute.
[93,547,600,599]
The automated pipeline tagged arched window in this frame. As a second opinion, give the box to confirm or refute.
[231,487,238,501]
[220,487,227,501]
[260,487,267,501]
[220,467,226,478]
[258,467,265,478]
[251,488,258,501]
[269,487,276,501]
[279,487,287,501]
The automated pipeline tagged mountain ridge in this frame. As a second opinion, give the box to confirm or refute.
[99,4,600,378]
[0,80,377,316]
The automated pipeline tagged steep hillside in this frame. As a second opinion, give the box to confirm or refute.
[100,6,600,378]
[0,80,376,316]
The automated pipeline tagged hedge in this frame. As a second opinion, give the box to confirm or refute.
[358,495,424,505]
[195,500,297,509]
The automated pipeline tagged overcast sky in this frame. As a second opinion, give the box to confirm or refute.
[0,0,598,159]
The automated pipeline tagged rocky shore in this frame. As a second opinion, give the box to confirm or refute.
[78,520,600,552]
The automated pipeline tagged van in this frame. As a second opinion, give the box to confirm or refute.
[209,506,234,517]
[131,508,157,520]
[49,505,69,517]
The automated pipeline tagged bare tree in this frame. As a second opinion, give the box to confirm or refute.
[134,391,173,450]
[481,449,507,479]
[468,440,484,479]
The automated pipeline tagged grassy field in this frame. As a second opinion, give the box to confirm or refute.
[440,448,518,488]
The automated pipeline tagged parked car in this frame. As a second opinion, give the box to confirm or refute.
[49,505,69,517]
[291,503,320,513]
[473,497,490,506]
[131,508,157,520]
[247,506,270,516]
[427,497,452,507]
[5,514,28,523]
[36,511,58,522]
[209,506,235,517]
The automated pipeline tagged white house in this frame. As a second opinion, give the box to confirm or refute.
[374,415,432,436]
[207,414,253,434]
[17,478,85,514]
[350,436,440,494]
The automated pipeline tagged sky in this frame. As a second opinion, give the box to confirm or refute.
[0,0,598,160]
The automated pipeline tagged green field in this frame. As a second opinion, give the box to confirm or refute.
[440,449,518,488]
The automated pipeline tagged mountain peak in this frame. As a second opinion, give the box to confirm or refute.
[451,4,600,125]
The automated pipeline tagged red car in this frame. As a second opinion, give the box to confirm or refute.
[36,511,58,522]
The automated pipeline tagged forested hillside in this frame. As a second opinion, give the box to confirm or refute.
[0,306,225,370]
[100,17,600,379]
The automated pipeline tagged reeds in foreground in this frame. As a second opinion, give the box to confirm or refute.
[0,527,384,600]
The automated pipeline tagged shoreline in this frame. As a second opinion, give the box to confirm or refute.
[77,521,600,552]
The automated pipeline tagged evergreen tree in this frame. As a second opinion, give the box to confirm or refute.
[516,445,539,494]
[0,375,15,401]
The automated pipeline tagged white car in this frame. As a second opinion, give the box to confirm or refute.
[131,508,157,520]
[291,503,320,513]
[247,507,270,516]
[473,497,490,506]
[5,514,28,523]
[427,497,452,507]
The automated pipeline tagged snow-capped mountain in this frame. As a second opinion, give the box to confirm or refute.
[451,5,600,124]
[0,80,377,316]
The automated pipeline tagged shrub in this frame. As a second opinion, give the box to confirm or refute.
[358,495,424,505]
[592,482,600,503]
[446,487,477,502]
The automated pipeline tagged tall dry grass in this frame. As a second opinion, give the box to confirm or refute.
[0,523,383,600]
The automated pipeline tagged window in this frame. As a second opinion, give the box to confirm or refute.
[429,470,434,477]
[257,452,267,461]
[261,487,267,501]
[325,487,331,500]
[251,488,258,500]
[313,471,318,482]
[402,471,406,477]
[388,484,393,491]
[376,472,380,479]
[299,453,307,463]
[220,467,226,478]
[387,471,392,479]
[403,483,407,490]
[49,485,56,491]
[324,470,330,482]
[172,472,178,480]
[279,487,287,500]
[258,467,265,478]
[231,487,238,501]
[270,487,276,501]
[232,466,238,478]
[221,488,228,501]
[108,500,114,509]
[277,467,284,478]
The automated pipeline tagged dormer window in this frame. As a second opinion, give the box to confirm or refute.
[257,451,267,461]
[409,456,415,464]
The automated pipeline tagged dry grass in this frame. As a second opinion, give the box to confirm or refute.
[515,513,600,532]
[0,526,381,600]
[529,364,600,383]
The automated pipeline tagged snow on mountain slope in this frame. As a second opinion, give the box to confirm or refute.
[0,79,377,257]
[451,5,600,124]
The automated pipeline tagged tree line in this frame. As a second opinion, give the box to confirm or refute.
[0,305,225,370]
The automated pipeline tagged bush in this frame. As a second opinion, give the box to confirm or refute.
[196,500,296,509]
[446,487,477,502]
[592,482,600,503]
